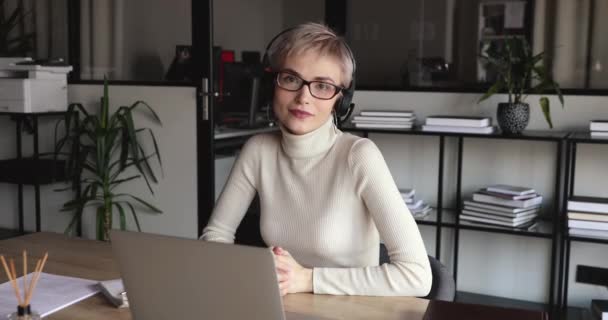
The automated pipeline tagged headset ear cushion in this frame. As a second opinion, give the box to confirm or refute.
[260,71,275,109]
[336,87,354,117]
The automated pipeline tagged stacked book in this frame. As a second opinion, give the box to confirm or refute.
[590,120,608,138]
[350,110,415,129]
[421,115,495,134]
[567,197,608,240]
[401,188,432,218]
[461,184,542,228]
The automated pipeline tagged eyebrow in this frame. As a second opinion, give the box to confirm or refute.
[282,68,337,84]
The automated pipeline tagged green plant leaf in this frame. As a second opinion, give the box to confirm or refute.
[96,206,105,241]
[130,100,162,125]
[539,97,553,129]
[137,144,159,183]
[145,128,164,177]
[552,81,565,107]
[101,77,109,128]
[110,175,141,187]
[478,80,504,103]
[115,194,162,213]
[114,203,127,230]
[123,202,142,232]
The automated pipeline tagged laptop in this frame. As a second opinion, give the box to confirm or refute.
[110,230,324,320]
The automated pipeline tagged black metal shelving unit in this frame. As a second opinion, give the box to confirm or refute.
[0,111,70,237]
[559,132,608,320]
[343,126,449,261]
[341,125,568,318]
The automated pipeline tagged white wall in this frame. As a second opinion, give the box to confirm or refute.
[0,85,199,239]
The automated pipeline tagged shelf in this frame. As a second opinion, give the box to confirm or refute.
[414,208,457,226]
[0,111,68,117]
[566,235,608,245]
[341,125,568,142]
[214,126,279,155]
[0,228,25,240]
[0,158,67,185]
[455,218,554,238]
[568,131,608,144]
[455,291,551,314]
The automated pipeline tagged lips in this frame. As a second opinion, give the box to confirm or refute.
[289,109,313,119]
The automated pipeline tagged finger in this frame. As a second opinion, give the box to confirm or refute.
[276,272,288,282]
[275,261,291,275]
[275,254,294,266]
[276,267,292,277]
[274,246,290,256]
[279,280,290,292]
[274,247,287,256]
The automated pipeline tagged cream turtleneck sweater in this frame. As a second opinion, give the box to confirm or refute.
[202,117,432,296]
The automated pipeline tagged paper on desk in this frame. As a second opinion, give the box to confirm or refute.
[0,272,99,318]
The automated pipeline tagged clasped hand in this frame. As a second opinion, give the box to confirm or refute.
[270,246,313,296]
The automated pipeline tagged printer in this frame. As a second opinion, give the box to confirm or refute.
[0,57,72,113]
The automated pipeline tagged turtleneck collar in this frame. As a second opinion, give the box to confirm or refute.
[279,116,341,159]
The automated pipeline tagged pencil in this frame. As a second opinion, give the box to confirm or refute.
[24,252,48,306]
[9,259,23,306]
[1,255,21,306]
[25,259,41,306]
[23,251,27,304]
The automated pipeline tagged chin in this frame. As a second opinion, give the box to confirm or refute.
[283,118,319,135]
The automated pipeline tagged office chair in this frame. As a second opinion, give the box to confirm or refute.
[379,243,455,301]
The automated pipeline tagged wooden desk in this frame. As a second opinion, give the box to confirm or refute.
[0,233,548,320]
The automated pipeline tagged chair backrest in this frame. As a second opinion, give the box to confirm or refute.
[379,244,455,301]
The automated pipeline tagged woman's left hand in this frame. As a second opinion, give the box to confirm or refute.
[271,246,313,296]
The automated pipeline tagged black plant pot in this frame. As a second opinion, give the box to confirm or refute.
[497,102,529,134]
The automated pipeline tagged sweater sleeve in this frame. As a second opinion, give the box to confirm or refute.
[200,135,261,243]
[312,138,432,296]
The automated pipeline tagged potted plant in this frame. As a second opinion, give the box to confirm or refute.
[55,79,163,241]
[478,36,564,134]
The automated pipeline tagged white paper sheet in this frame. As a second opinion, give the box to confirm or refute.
[0,272,99,318]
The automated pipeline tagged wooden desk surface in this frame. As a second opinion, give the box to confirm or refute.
[0,233,547,320]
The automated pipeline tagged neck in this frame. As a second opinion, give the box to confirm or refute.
[279,117,340,159]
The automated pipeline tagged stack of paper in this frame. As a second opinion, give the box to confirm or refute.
[590,120,608,138]
[0,273,99,318]
[567,197,608,240]
[401,188,431,218]
[422,115,495,134]
[350,110,415,129]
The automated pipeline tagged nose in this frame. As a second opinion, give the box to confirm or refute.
[294,83,313,104]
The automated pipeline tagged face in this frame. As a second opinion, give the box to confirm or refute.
[272,50,344,135]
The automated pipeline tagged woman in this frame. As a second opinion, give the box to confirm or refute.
[201,22,431,297]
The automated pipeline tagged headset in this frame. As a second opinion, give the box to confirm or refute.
[260,27,356,124]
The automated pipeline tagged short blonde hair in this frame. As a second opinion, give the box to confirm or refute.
[267,22,355,88]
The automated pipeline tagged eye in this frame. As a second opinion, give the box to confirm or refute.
[280,73,299,83]
[313,82,335,92]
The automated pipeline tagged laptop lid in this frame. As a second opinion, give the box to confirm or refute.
[110,230,285,320]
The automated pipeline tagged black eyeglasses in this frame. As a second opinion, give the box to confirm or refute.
[275,71,344,100]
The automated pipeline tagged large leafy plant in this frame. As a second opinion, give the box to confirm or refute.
[55,80,163,241]
[0,0,35,56]
[478,36,564,128]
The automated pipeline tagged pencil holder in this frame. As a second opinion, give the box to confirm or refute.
[7,305,40,320]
